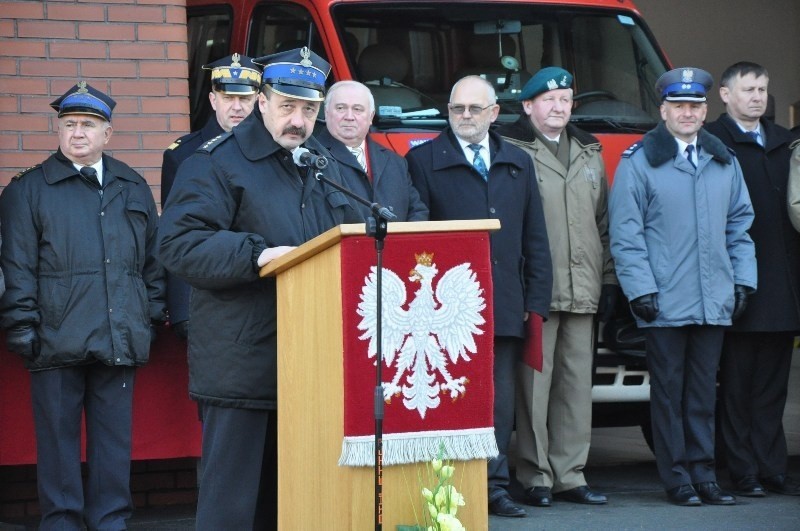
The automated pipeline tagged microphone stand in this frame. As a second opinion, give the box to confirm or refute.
[312,169,394,531]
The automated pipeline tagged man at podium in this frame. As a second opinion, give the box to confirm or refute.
[158,47,360,531]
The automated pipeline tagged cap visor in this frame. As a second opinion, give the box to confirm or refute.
[213,83,259,95]
[267,83,324,102]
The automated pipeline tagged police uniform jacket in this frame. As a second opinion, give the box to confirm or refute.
[315,128,429,222]
[705,114,800,332]
[158,110,360,410]
[0,150,166,370]
[499,117,615,314]
[405,128,552,337]
[160,117,225,326]
[609,121,757,328]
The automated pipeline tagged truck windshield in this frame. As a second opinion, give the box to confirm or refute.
[329,2,669,133]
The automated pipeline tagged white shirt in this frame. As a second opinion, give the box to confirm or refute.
[675,137,698,167]
[73,160,104,185]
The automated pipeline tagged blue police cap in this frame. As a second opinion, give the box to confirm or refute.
[50,81,116,122]
[518,66,573,101]
[253,46,331,102]
[202,53,262,95]
[655,67,713,102]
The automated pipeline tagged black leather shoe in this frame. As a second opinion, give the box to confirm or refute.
[694,482,736,505]
[666,485,701,506]
[760,474,800,496]
[553,485,608,505]
[732,475,766,497]
[522,486,552,507]
[488,494,527,517]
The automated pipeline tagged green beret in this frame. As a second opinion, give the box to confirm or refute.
[518,66,573,101]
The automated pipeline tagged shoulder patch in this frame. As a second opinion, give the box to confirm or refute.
[198,132,232,153]
[12,164,42,180]
[621,142,642,158]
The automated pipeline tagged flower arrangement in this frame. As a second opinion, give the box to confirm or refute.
[413,444,466,531]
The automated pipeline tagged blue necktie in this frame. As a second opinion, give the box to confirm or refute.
[468,144,489,181]
[684,144,696,169]
[747,130,763,147]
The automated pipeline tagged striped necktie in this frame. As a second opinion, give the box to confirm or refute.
[468,144,489,180]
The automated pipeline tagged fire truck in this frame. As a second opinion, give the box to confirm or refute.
[185,0,671,446]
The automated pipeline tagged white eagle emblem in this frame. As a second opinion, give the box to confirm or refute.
[356,252,487,419]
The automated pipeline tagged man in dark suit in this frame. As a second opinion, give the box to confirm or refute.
[160,53,261,339]
[406,75,552,518]
[705,62,800,498]
[316,80,428,222]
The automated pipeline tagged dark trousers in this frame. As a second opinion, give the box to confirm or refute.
[196,405,278,531]
[645,326,723,490]
[720,331,794,480]
[488,336,523,501]
[31,363,135,531]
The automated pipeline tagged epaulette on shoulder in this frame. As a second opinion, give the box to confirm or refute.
[621,142,642,158]
[166,138,183,151]
[198,132,232,153]
[12,164,42,181]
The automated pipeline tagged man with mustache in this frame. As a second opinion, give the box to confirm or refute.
[705,62,800,498]
[158,47,359,530]
[160,53,261,341]
[609,67,757,507]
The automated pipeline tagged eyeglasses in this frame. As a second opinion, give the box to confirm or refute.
[448,103,495,115]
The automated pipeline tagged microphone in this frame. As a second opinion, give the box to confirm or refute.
[292,147,328,169]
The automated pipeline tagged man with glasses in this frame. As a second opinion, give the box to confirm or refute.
[406,75,552,518]
[317,80,428,222]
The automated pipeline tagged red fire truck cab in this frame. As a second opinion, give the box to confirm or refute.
[185,0,672,443]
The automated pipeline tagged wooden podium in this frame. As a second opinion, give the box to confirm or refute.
[261,219,499,530]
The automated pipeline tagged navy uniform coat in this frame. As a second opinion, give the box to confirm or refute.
[160,117,225,326]
[405,128,552,337]
[315,128,429,222]
[0,150,166,370]
[705,114,800,332]
[158,111,360,410]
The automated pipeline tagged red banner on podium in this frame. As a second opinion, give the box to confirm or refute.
[339,231,498,466]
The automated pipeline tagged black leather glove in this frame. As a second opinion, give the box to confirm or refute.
[597,284,622,322]
[172,320,189,341]
[732,284,750,320]
[630,293,659,323]
[6,324,40,360]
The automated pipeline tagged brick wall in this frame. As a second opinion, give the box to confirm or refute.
[0,0,192,206]
[0,458,199,520]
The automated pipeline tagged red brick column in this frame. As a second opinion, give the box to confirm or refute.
[0,0,190,206]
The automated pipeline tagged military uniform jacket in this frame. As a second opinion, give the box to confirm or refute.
[0,150,166,370]
[315,128,429,222]
[405,128,552,337]
[705,114,800,332]
[158,111,360,410]
[499,117,616,314]
[161,117,225,206]
[160,117,226,325]
[609,122,757,327]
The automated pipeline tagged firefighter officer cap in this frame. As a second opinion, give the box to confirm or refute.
[253,46,331,102]
[655,67,713,102]
[203,53,262,95]
[518,66,574,101]
[50,81,116,122]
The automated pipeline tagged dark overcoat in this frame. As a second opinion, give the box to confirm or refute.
[706,114,800,332]
[160,117,225,325]
[315,128,429,222]
[405,128,552,337]
[0,150,166,370]
[158,111,360,410]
